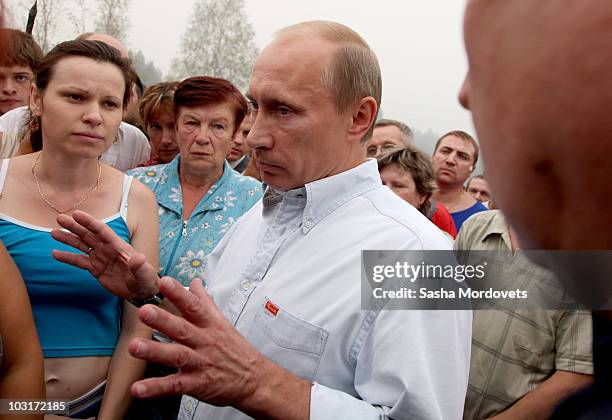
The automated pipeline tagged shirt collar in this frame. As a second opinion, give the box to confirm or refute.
[263,159,382,234]
[228,156,245,169]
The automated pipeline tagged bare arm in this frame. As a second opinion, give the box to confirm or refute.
[489,371,592,420]
[97,181,159,420]
[0,242,45,420]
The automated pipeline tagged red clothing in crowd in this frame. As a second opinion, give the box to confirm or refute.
[429,202,457,239]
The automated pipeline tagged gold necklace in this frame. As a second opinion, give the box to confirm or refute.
[31,152,102,214]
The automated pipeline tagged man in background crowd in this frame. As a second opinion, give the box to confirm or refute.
[432,130,487,232]
[226,111,251,173]
[0,28,43,158]
[367,118,414,157]
[0,28,42,116]
[456,210,593,419]
[466,174,490,203]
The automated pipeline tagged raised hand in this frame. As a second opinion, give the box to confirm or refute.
[51,210,159,300]
[127,277,311,418]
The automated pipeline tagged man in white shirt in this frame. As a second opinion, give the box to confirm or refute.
[52,21,471,419]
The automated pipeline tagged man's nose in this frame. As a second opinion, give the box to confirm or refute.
[458,74,470,110]
[1,79,16,94]
[445,154,457,165]
[245,114,272,150]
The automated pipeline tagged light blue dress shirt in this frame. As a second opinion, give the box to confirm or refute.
[128,157,262,285]
[179,159,472,419]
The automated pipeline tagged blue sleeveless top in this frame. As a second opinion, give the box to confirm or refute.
[0,158,133,358]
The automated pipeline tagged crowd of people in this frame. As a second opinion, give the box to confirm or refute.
[0,1,610,419]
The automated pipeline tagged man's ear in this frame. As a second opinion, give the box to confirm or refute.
[347,96,377,142]
[29,84,42,117]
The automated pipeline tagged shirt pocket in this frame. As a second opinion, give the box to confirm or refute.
[246,299,329,382]
[512,330,556,391]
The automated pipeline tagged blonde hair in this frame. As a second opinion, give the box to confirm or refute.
[139,81,179,127]
[276,21,382,141]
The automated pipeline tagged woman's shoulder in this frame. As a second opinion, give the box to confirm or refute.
[127,162,172,187]
[1,153,35,174]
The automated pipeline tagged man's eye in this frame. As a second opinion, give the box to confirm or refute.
[66,93,83,101]
[213,123,226,130]
[367,147,377,156]
[15,74,29,82]
[248,101,259,112]
[104,101,120,109]
[278,106,292,116]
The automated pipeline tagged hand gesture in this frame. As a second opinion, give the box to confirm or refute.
[127,277,311,417]
[51,210,159,300]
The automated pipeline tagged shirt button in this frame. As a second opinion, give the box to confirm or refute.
[242,281,252,291]
[304,220,312,228]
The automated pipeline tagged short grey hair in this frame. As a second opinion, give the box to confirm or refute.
[374,119,414,146]
[276,21,382,142]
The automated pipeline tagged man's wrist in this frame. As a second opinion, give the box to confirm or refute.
[129,269,163,303]
[237,357,311,420]
[127,291,165,308]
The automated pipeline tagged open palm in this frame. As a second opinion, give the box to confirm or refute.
[51,210,159,300]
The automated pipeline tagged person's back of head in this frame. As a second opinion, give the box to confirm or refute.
[75,32,129,59]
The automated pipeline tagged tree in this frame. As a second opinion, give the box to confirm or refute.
[25,0,64,52]
[171,0,259,91]
[67,0,93,36]
[129,49,162,87]
[93,0,130,41]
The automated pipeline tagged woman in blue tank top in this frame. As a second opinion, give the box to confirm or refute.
[0,40,159,418]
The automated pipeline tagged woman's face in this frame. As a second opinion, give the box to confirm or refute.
[146,106,178,164]
[29,56,125,158]
[175,102,235,177]
[380,163,426,210]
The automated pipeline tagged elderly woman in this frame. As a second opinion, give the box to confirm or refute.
[0,40,158,418]
[378,146,457,238]
[128,76,262,286]
[138,81,180,166]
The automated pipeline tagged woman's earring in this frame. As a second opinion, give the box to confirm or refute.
[29,115,40,131]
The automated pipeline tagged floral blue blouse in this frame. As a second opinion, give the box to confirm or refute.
[128,157,263,286]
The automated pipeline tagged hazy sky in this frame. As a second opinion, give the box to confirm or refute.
[129,0,473,137]
[7,0,474,137]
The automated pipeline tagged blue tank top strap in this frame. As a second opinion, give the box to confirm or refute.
[119,175,133,221]
[0,158,9,197]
